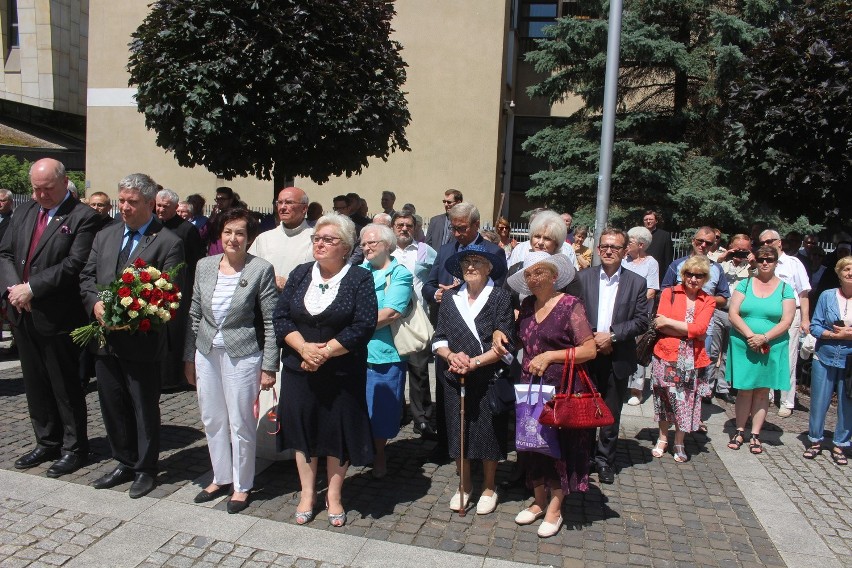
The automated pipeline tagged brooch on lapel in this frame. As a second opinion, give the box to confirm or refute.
[317,283,329,294]
[60,225,72,234]
[239,279,248,287]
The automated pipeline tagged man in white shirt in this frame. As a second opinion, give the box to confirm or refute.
[759,229,811,417]
[248,187,313,290]
[391,211,438,439]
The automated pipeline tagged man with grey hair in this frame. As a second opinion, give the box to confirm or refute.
[155,189,204,390]
[372,212,392,226]
[249,186,313,291]
[176,201,193,221]
[0,158,100,478]
[0,188,14,244]
[758,229,810,417]
[80,173,185,498]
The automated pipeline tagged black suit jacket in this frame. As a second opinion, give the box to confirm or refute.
[80,217,185,361]
[646,228,674,276]
[425,214,452,252]
[576,266,650,380]
[423,235,508,304]
[0,197,100,335]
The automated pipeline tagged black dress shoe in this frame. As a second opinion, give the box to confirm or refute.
[414,422,439,440]
[14,447,61,469]
[227,495,250,514]
[92,465,135,489]
[597,465,616,484]
[194,484,232,504]
[129,473,156,499]
[715,392,736,404]
[46,453,87,478]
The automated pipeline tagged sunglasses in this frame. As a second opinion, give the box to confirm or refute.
[756,257,776,264]
[599,244,625,251]
[684,271,707,279]
[693,238,714,247]
[442,199,457,205]
[760,238,778,245]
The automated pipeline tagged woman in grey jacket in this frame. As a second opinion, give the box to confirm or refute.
[184,208,279,513]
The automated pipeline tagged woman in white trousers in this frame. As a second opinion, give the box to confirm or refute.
[185,208,279,514]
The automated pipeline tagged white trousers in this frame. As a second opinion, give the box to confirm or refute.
[780,310,802,409]
[195,347,262,493]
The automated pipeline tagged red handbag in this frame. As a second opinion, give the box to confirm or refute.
[538,347,615,429]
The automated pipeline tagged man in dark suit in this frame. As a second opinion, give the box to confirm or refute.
[425,189,463,252]
[0,188,14,243]
[87,191,120,230]
[0,158,100,477]
[155,188,205,390]
[80,173,185,498]
[643,210,674,281]
[577,228,650,484]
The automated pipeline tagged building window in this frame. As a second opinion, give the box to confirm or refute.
[510,116,569,194]
[519,1,558,39]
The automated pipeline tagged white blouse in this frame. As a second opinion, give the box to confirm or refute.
[211,271,242,348]
[304,262,351,316]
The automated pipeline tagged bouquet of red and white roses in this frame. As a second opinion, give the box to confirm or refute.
[71,257,185,348]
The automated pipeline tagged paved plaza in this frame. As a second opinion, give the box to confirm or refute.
[0,358,849,567]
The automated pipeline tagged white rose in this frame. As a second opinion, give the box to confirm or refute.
[142,283,154,291]
[120,296,133,307]
[138,299,147,307]
[128,310,139,319]
[146,305,158,315]
[154,278,168,288]
[147,267,161,279]
[169,302,179,310]
[157,308,170,321]
[166,283,174,291]
[122,267,134,275]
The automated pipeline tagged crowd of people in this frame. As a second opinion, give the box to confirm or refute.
[2,160,850,537]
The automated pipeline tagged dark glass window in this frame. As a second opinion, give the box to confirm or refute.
[7,0,19,48]
[519,1,558,39]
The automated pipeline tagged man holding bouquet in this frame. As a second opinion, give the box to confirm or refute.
[0,158,100,478]
[80,173,184,498]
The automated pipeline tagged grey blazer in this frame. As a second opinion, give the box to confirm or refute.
[185,253,280,372]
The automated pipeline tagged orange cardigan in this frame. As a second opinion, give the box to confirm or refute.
[652,285,716,366]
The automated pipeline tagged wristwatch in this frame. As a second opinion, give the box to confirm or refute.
[610,332,617,344]
[475,358,481,366]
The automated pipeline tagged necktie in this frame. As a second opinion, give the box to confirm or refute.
[117,230,138,269]
[442,216,451,246]
[23,208,49,281]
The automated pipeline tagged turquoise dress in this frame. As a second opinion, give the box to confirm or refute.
[726,278,795,390]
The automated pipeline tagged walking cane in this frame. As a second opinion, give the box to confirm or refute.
[457,373,467,517]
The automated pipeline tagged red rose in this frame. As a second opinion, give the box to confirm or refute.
[169,309,176,319]
[117,286,132,298]
[133,258,147,269]
[129,299,141,311]
[138,319,152,332]
[139,271,151,283]
[140,289,152,300]
[151,289,163,302]
[171,284,180,294]
[161,273,170,282]
[121,273,134,284]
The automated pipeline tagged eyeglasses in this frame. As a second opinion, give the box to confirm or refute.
[460,258,488,268]
[496,225,509,231]
[274,200,303,207]
[598,244,625,251]
[683,271,707,279]
[394,222,414,229]
[442,199,457,205]
[450,225,470,233]
[756,257,776,264]
[760,238,778,245]
[361,239,383,248]
[693,238,714,247]
[311,235,342,245]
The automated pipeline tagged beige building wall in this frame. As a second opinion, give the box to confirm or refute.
[85,1,511,222]
[0,0,88,115]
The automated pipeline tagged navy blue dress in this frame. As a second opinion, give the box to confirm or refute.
[273,262,378,466]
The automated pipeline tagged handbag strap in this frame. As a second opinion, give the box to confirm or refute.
[560,347,575,394]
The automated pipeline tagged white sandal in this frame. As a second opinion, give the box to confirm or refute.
[651,438,668,458]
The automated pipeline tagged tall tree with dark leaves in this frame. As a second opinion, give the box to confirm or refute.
[127,0,411,196]
[521,0,789,231]
[725,0,851,226]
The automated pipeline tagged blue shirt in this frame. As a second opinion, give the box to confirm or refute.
[811,289,852,368]
[361,257,413,363]
[122,216,155,259]
[661,255,731,300]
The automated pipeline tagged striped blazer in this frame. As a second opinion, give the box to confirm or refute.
[184,253,280,371]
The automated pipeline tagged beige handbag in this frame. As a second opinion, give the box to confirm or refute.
[384,274,433,356]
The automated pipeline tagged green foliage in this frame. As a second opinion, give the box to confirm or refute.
[724,0,851,224]
[521,0,805,232]
[0,155,85,196]
[0,155,32,193]
[127,0,411,184]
